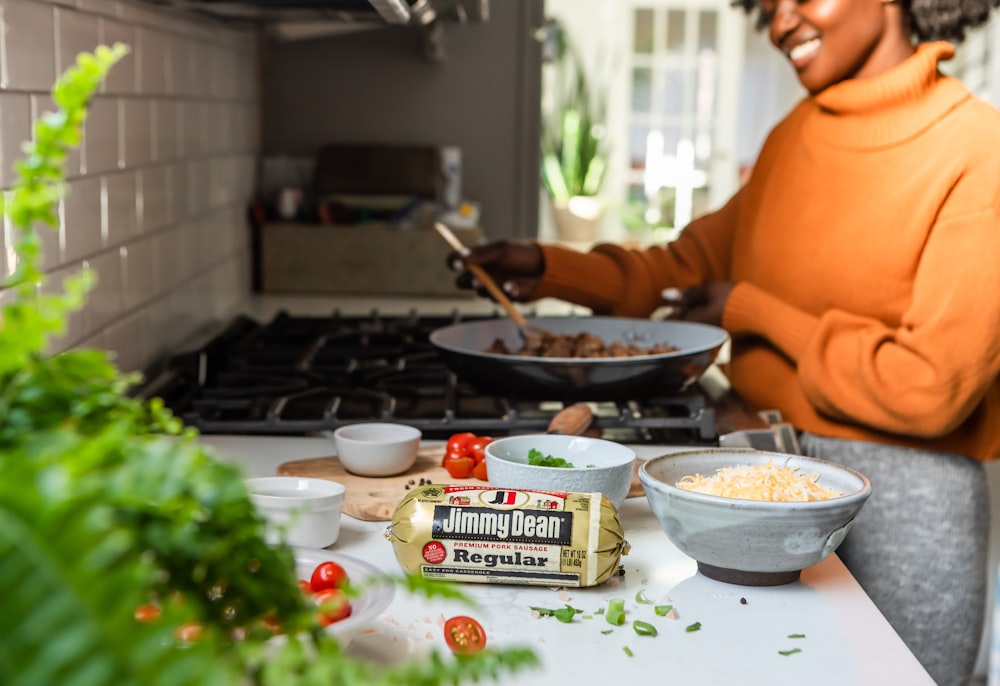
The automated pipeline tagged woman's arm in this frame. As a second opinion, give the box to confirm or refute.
[724,206,1000,438]
[532,188,744,317]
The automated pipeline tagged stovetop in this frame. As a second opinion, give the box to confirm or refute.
[139,311,717,445]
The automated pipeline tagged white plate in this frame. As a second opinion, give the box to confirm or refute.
[294,547,395,643]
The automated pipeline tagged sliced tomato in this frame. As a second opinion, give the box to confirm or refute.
[314,588,352,626]
[310,561,349,593]
[443,615,487,655]
[472,459,489,481]
[467,436,493,464]
[446,432,477,456]
[443,455,476,479]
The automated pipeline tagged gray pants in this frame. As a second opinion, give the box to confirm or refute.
[799,433,989,686]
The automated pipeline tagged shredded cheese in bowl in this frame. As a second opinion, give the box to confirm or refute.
[676,461,843,502]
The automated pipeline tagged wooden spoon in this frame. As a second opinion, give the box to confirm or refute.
[434,222,543,346]
[546,402,594,435]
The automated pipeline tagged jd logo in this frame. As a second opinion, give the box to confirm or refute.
[478,489,530,508]
[489,491,518,505]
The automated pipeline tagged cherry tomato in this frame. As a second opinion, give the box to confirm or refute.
[446,432,477,456]
[310,561,349,593]
[472,459,489,481]
[176,622,203,642]
[467,436,493,464]
[443,455,476,479]
[443,615,487,655]
[298,579,313,594]
[441,448,468,467]
[134,603,161,623]
[314,588,352,626]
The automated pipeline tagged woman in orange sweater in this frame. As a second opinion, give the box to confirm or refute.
[451,2,1000,684]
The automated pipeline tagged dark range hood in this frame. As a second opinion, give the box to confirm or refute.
[137,0,489,26]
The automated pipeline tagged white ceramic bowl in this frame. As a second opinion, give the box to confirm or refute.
[638,448,872,586]
[294,547,395,645]
[484,434,636,509]
[247,476,346,548]
[332,422,421,477]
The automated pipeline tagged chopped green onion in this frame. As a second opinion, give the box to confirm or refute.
[654,605,674,616]
[787,633,806,639]
[633,620,658,637]
[601,629,613,635]
[530,605,583,623]
[779,648,802,656]
[635,589,654,605]
[623,646,634,657]
[685,621,702,633]
[605,598,626,626]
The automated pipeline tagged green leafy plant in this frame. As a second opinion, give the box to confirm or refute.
[0,44,537,686]
[540,22,608,205]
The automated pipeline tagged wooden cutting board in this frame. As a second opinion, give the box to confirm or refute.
[277,445,645,522]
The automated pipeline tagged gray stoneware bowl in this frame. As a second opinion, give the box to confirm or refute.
[485,434,637,510]
[638,448,871,586]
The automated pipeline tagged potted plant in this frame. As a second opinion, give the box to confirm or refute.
[0,45,536,686]
[540,21,608,243]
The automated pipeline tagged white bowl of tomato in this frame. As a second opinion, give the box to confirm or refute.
[295,548,395,644]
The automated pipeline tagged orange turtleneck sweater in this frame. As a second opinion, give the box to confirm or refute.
[531,42,1000,462]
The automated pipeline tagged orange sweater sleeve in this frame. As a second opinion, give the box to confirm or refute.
[724,204,1000,438]
[531,189,743,317]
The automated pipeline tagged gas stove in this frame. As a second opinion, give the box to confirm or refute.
[140,310,718,445]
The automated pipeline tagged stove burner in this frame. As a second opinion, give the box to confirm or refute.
[140,311,717,444]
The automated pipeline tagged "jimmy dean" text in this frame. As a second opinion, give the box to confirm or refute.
[432,506,573,545]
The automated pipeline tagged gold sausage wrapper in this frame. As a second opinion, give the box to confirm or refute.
[386,485,630,587]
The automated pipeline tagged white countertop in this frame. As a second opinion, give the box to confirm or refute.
[201,434,935,686]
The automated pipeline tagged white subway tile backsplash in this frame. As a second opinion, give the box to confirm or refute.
[0,91,31,187]
[169,160,187,223]
[2,0,258,374]
[104,169,137,244]
[95,309,144,373]
[77,0,120,17]
[122,97,151,167]
[137,164,169,232]
[119,233,154,310]
[136,25,168,95]
[187,158,208,216]
[3,0,56,91]
[151,98,176,162]
[83,96,118,173]
[55,5,99,73]
[85,247,122,329]
[98,17,135,94]
[62,175,102,261]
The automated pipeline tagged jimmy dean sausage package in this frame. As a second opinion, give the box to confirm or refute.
[386,485,629,587]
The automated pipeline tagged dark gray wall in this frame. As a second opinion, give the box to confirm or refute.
[259,0,543,240]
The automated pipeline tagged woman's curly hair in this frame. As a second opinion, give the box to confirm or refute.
[731,0,999,42]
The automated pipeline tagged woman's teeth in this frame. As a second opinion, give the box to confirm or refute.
[788,38,821,62]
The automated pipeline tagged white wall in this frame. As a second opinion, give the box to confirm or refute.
[0,0,260,376]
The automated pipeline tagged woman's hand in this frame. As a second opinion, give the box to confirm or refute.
[447,241,545,302]
[661,282,734,327]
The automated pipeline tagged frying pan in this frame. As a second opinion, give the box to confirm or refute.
[429,316,729,401]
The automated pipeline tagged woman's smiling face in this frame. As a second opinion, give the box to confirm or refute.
[758,0,914,94]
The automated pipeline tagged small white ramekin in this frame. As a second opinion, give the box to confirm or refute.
[246,476,346,548]
[332,422,421,477]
